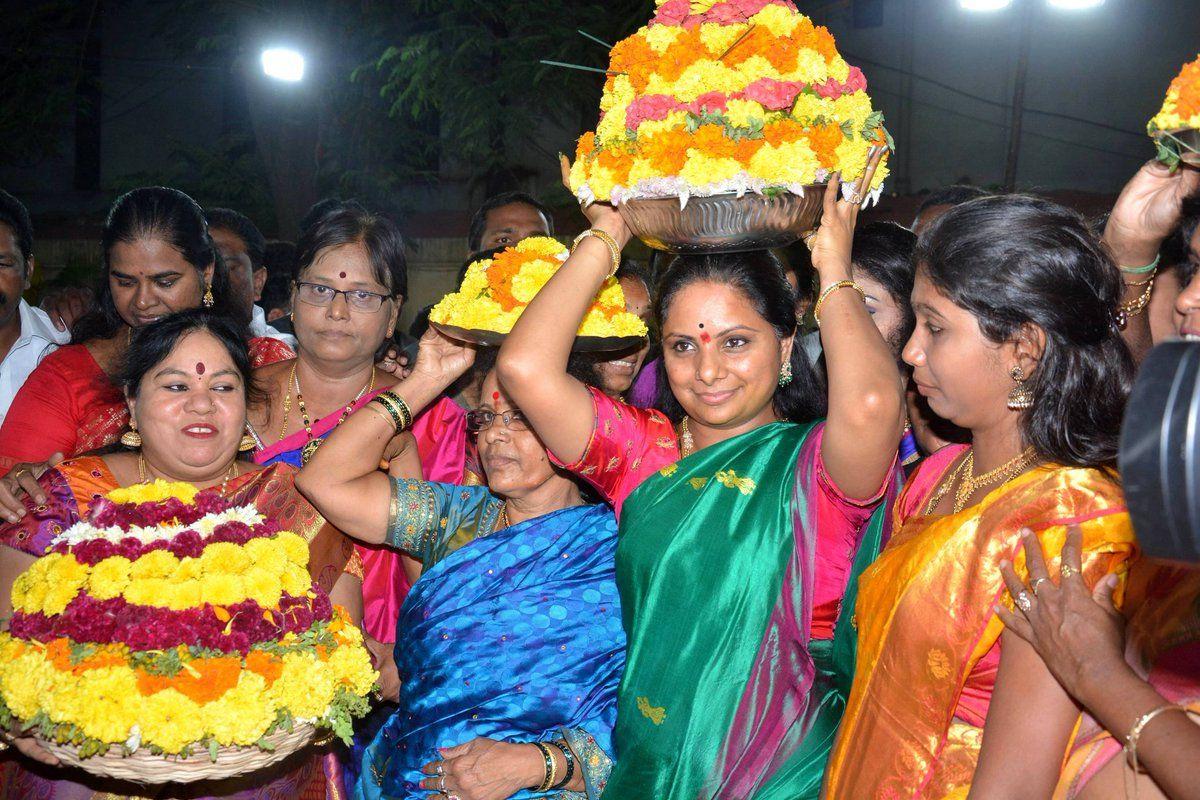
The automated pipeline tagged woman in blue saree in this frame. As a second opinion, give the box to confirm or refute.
[298,336,623,800]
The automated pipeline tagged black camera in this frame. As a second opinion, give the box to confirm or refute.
[1119,341,1200,563]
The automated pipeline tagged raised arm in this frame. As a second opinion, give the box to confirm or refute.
[496,157,631,465]
[1103,160,1200,362]
[296,330,474,543]
[811,150,907,499]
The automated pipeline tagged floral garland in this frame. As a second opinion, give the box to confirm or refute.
[429,236,648,338]
[1149,54,1200,169]
[569,0,889,205]
[0,480,377,759]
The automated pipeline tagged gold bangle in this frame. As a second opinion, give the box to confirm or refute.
[374,391,413,433]
[571,228,621,279]
[1125,703,1189,772]
[1119,277,1155,319]
[812,280,867,328]
[533,741,558,792]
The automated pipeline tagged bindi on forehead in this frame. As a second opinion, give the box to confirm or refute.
[196,362,205,375]
[492,391,501,401]
[339,272,347,279]
[698,323,712,344]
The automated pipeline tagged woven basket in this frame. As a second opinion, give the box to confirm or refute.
[37,722,317,784]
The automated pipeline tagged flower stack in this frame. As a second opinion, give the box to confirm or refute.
[568,0,890,206]
[0,480,376,780]
[1149,54,1200,168]
[430,236,648,339]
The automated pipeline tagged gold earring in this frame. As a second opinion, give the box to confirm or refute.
[778,361,793,387]
[120,422,143,448]
[1007,366,1034,411]
[202,285,214,307]
[238,430,257,452]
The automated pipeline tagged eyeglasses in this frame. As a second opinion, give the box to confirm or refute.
[294,281,391,313]
[465,409,529,433]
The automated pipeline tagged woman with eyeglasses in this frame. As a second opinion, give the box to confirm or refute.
[296,340,625,800]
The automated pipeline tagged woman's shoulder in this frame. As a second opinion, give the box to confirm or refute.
[31,343,99,374]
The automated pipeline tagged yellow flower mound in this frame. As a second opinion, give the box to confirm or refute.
[1149,54,1200,135]
[430,237,648,340]
[107,479,198,506]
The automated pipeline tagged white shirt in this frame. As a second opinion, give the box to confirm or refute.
[249,304,297,349]
[0,300,71,426]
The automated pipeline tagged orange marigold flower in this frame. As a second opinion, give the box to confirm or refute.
[691,124,737,160]
[1172,60,1200,120]
[763,119,806,148]
[245,650,283,684]
[136,657,241,704]
[640,129,691,174]
[808,122,844,168]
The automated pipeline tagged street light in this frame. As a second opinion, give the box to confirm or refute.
[960,0,1012,10]
[261,48,306,82]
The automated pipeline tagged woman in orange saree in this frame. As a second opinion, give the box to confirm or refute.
[824,196,1138,799]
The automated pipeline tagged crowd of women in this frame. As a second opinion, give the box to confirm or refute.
[0,142,1196,800]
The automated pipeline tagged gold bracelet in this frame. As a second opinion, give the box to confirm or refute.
[1125,703,1189,772]
[812,280,867,328]
[1119,277,1155,319]
[373,391,413,433]
[571,228,621,279]
[533,741,558,792]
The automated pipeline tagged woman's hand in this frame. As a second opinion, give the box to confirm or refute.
[808,146,887,281]
[996,526,1129,705]
[376,345,412,382]
[4,732,61,766]
[420,738,543,800]
[0,456,59,523]
[363,634,400,703]
[1104,159,1200,266]
[407,329,476,391]
[559,154,631,248]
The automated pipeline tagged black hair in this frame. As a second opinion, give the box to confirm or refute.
[615,258,654,294]
[473,345,601,398]
[260,268,293,317]
[72,187,235,345]
[206,208,266,270]
[299,197,368,236]
[652,250,826,424]
[852,221,918,347]
[916,194,1133,468]
[0,189,33,267]
[295,205,408,298]
[467,192,554,254]
[778,243,818,306]
[119,308,254,403]
[915,185,990,218]
[1165,194,1200,287]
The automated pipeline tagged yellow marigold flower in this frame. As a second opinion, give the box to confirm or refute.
[124,577,173,608]
[642,24,680,54]
[242,567,283,609]
[601,75,635,113]
[165,579,203,611]
[827,55,851,83]
[273,652,335,719]
[129,549,179,581]
[791,49,829,85]
[138,689,207,754]
[203,672,275,746]
[627,157,664,186]
[698,23,745,56]
[42,556,89,615]
[752,5,800,37]
[0,648,52,720]
[635,111,690,140]
[54,667,140,744]
[199,541,252,576]
[724,99,766,130]
[835,134,873,182]
[460,261,490,296]
[88,556,132,600]
[671,60,746,102]
[173,556,204,583]
[274,531,310,568]
[107,479,197,506]
[596,108,628,143]
[280,564,312,597]
[515,237,568,258]
[511,260,560,304]
[327,641,379,696]
[749,140,820,185]
[588,165,620,204]
[679,153,743,186]
[735,55,782,85]
[792,93,835,123]
[200,573,245,607]
[243,537,287,576]
[832,92,873,129]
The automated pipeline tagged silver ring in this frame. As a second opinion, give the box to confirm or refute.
[435,763,445,777]
[845,191,864,205]
[1061,564,1078,579]
[1015,591,1033,613]
[439,774,447,792]
[1031,577,1050,596]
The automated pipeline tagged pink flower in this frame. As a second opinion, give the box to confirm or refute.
[626,94,684,131]
[816,67,868,100]
[689,92,729,115]
[743,78,805,110]
[653,0,690,25]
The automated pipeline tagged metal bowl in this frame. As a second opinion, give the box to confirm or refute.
[1156,127,1200,167]
[431,322,644,354]
[619,189,824,254]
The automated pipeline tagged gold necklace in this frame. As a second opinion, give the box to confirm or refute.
[679,417,695,457]
[277,362,297,442]
[295,366,376,465]
[925,446,1038,515]
[498,504,510,530]
[138,454,239,490]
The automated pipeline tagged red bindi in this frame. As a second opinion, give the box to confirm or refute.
[339,272,347,279]
[195,362,205,375]
[700,331,712,344]
[492,391,501,401]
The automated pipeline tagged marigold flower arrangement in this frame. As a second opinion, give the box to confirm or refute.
[568,0,890,206]
[429,236,648,339]
[1148,54,1200,168]
[0,480,377,769]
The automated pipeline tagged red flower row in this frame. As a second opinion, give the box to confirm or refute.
[88,490,231,531]
[8,590,332,655]
[51,519,281,564]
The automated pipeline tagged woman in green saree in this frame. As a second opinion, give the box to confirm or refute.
[495,152,905,798]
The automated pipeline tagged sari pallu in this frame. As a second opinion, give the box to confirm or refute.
[0,456,351,800]
[604,421,895,800]
[823,451,1136,800]
[1054,561,1200,798]
[357,496,623,800]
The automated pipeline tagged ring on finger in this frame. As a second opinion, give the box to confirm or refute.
[844,191,864,205]
[1060,564,1078,579]
[1015,590,1033,613]
[435,762,445,776]
[439,774,447,792]
[1031,577,1050,596]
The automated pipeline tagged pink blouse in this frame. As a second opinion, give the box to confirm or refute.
[552,387,889,640]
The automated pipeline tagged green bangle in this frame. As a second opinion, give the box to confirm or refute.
[1119,254,1160,275]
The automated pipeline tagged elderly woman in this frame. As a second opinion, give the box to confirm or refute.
[297,337,623,800]
[0,308,361,799]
